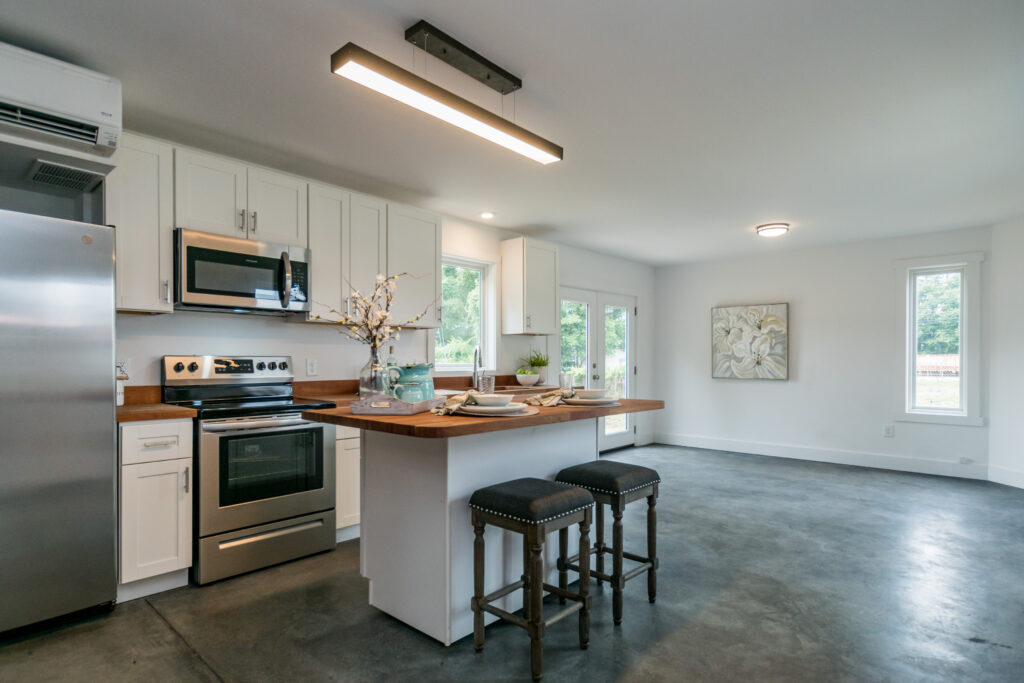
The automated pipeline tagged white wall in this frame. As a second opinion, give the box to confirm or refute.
[653,226,992,478]
[988,217,1024,488]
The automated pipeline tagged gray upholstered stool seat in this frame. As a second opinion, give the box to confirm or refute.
[470,477,594,681]
[555,460,660,625]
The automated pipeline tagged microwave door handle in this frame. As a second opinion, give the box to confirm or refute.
[280,251,292,309]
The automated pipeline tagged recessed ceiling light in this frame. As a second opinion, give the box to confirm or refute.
[330,43,563,165]
[480,211,495,220]
[756,223,790,237]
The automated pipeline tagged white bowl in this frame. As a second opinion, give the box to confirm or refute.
[472,393,513,406]
[575,389,607,399]
[516,374,541,386]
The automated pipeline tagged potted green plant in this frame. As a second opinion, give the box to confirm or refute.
[517,350,549,385]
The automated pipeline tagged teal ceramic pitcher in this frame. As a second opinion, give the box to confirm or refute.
[387,363,434,401]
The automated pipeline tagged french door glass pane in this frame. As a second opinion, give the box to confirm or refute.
[561,300,589,388]
[604,305,628,435]
[913,270,962,410]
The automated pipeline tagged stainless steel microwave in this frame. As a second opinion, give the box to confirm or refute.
[174,228,311,314]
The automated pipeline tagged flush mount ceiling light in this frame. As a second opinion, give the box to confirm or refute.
[330,38,563,165]
[756,223,790,237]
[480,211,495,219]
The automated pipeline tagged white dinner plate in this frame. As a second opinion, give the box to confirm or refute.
[457,402,529,415]
[563,398,621,406]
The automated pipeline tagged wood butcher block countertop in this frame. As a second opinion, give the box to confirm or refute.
[116,403,197,423]
[303,398,664,439]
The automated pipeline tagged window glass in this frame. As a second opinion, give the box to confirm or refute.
[912,270,962,410]
[435,263,483,366]
[560,300,589,387]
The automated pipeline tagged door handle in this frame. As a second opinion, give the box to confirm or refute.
[592,374,600,380]
[280,251,292,309]
[239,209,247,233]
[251,210,257,234]
[183,466,190,493]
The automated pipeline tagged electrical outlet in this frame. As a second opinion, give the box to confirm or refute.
[306,358,318,376]
[883,424,895,438]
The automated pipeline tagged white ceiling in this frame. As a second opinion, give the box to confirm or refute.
[1,0,1022,264]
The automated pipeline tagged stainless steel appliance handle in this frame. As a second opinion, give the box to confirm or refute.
[202,416,310,433]
[280,251,292,308]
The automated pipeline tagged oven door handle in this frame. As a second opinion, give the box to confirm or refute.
[202,416,310,433]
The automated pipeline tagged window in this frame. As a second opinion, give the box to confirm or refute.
[434,256,493,371]
[899,252,983,426]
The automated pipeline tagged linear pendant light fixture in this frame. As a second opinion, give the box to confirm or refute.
[330,42,563,164]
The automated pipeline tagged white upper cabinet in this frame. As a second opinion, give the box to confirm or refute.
[247,167,308,246]
[501,237,559,335]
[386,203,441,328]
[348,193,387,305]
[174,148,307,247]
[307,183,348,321]
[104,132,174,313]
[174,148,248,238]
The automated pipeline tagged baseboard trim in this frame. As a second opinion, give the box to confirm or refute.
[654,432,988,480]
[988,466,1024,490]
[117,569,189,603]
[336,524,360,544]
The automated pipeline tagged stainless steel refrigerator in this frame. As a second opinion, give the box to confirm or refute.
[0,208,116,633]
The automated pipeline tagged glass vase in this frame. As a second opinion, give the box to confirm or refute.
[359,346,388,397]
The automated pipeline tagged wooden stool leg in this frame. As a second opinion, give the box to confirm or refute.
[558,527,568,605]
[647,487,658,604]
[612,502,624,625]
[595,502,605,586]
[522,535,531,621]
[578,509,591,650]
[528,532,544,681]
[473,520,485,652]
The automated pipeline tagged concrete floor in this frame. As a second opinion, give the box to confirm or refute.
[3,445,1023,682]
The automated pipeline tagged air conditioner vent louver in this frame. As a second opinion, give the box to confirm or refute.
[0,101,99,144]
[28,159,104,192]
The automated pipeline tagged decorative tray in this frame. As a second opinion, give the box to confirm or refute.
[349,394,446,415]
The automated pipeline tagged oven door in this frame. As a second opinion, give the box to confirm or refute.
[198,415,335,537]
[175,228,311,312]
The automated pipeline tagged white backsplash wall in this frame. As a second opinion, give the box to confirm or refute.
[116,311,431,386]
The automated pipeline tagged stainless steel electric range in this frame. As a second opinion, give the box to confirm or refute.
[162,355,337,585]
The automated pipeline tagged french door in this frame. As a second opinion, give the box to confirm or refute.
[560,287,636,451]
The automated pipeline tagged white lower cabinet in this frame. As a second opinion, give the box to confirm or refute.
[336,427,361,530]
[119,420,193,584]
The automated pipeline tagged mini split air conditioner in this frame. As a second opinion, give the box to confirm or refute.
[0,40,122,192]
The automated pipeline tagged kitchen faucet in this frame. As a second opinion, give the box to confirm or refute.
[472,346,481,390]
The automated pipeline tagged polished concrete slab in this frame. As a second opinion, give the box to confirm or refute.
[3,445,1023,681]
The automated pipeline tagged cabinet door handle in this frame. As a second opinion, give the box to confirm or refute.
[164,280,171,304]
[251,211,257,233]
[437,305,442,322]
[525,314,532,329]
[239,209,247,233]
[346,296,351,316]
[183,466,190,493]
[142,439,177,448]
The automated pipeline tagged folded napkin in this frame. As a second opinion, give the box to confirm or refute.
[525,389,575,407]
[431,390,482,415]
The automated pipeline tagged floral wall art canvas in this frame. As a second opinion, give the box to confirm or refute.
[711,303,789,380]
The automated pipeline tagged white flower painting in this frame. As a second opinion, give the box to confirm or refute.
[712,303,789,380]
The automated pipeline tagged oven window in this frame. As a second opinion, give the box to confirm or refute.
[219,428,323,506]
[187,246,281,300]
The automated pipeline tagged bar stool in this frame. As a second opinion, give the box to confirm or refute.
[555,460,660,625]
[470,477,594,681]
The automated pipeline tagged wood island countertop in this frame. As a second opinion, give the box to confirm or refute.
[302,398,664,438]
[116,403,197,423]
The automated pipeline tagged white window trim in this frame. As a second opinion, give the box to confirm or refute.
[432,254,496,375]
[895,251,984,427]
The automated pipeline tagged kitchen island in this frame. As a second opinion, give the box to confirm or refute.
[304,399,663,645]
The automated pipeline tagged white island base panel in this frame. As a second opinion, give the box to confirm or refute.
[360,419,599,646]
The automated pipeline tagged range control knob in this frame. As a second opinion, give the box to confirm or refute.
[173,362,185,373]
[256,361,266,371]
[268,362,278,370]
[279,362,288,371]
[187,362,199,372]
